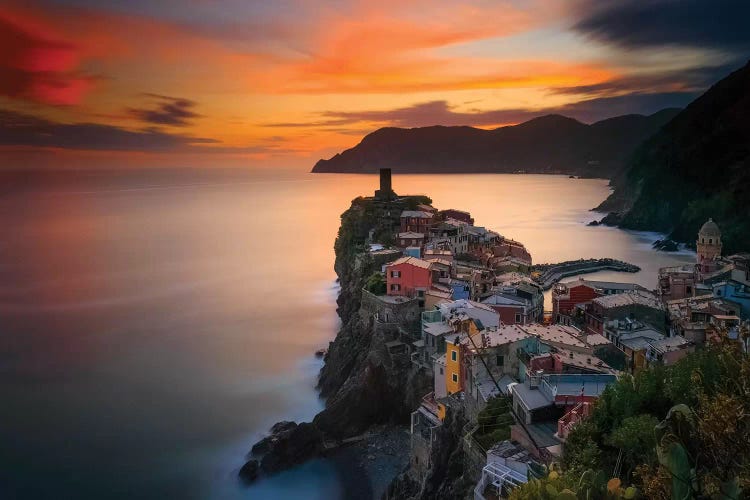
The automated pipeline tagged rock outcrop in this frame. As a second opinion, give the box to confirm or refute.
[242,420,324,482]
[240,196,432,479]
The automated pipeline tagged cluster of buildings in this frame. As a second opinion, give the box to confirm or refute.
[362,170,749,499]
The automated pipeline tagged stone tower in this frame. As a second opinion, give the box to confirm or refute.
[696,218,722,271]
[374,168,394,200]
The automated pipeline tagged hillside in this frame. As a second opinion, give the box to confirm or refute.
[597,60,750,253]
[311,109,680,178]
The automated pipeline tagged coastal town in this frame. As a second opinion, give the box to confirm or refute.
[347,169,750,499]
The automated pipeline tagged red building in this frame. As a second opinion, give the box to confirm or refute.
[400,210,434,234]
[386,256,434,297]
[552,278,646,325]
[439,209,474,225]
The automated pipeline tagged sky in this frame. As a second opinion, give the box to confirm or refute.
[1,0,749,169]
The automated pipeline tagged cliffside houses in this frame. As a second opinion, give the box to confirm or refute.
[363,172,748,495]
[482,279,544,325]
[400,210,434,234]
[551,278,647,326]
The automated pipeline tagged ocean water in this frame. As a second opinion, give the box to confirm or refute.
[0,169,694,499]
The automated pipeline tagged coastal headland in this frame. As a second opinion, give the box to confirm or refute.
[240,171,648,497]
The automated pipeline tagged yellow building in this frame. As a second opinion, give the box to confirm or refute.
[445,336,463,394]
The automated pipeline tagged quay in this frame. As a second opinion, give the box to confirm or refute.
[532,258,640,290]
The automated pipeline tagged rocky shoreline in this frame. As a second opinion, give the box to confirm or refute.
[240,194,434,494]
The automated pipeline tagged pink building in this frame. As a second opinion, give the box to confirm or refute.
[386,256,434,297]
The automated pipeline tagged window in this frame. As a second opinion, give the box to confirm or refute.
[709,238,713,244]
[451,350,457,361]
[515,313,522,324]
[496,355,504,366]
[390,284,401,291]
[452,373,458,383]
[439,367,443,375]
[390,270,401,278]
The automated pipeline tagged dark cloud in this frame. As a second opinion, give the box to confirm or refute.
[317,101,537,128]
[550,63,738,98]
[128,94,201,127]
[0,109,303,155]
[0,16,94,105]
[0,109,216,151]
[573,0,750,55]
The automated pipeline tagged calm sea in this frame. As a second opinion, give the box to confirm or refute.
[0,169,693,499]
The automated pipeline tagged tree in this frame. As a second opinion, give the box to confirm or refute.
[606,415,659,477]
[364,272,386,295]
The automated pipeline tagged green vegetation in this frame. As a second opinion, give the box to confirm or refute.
[473,396,514,450]
[364,272,386,295]
[334,201,370,267]
[402,195,432,210]
[511,335,750,499]
[509,467,638,499]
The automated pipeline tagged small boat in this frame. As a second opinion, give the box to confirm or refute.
[315,348,328,358]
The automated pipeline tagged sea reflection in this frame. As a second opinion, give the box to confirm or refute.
[0,171,692,499]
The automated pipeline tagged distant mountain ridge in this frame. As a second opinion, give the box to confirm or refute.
[597,60,750,253]
[311,109,681,178]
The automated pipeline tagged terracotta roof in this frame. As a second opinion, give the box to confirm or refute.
[388,256,433,269]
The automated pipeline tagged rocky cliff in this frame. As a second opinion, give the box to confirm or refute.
[595,60,750,253]
[385,409,473,500]
[242,196,431,480]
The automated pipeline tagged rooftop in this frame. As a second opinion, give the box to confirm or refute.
[482,293,528,307]
[520,324,587,349]
[424,321,454,337]
[424,249,453,256]
[551,348,617,374]
[400,210,433,218]
[488,440,536,464]
[462,325,531,349]
[511,382,552,410]
[617,327,665,351]
[398,231,425,239]
[584,333,611,347]
[388,256,433,269]
[560,277,647,292]
[649,336,691,353]
[592,290,663,310]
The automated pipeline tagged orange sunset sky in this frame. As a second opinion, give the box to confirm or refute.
[1,0,748,169]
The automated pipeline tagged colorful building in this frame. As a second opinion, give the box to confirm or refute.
[397,231,426,249]
[445,335,464,394]
[583,290,665,335]
[400,210,434,234]
[439,208,474,225]
[552,278,646,325]
[385,256,434,297]
[482,282,544,325]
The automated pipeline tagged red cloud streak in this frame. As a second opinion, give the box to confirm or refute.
[0,9,93,105]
